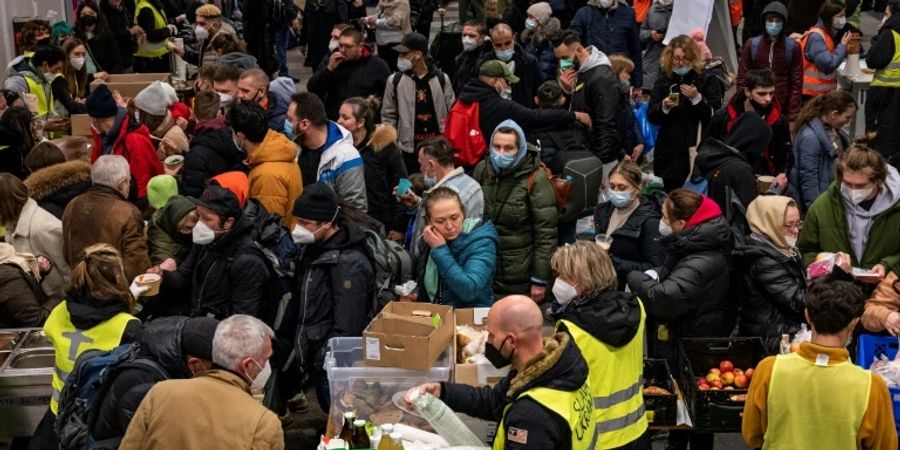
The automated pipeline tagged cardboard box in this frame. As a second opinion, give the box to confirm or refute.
[363,302,453,370]
[454,308,509,386]
[49,136,91,161]
[70,114,92,137]
[90,73,170,99]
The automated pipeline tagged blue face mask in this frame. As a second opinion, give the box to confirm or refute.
[607,189,634,208]
[766,21,783,36]
[283,119,296,140]
[673,66,692,76]
[496,48,515,62]
[559,57,575,71]
[490,151,517,170]
[525,19,537,30]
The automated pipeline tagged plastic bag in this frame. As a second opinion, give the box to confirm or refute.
[807,253,836,280]
[632,101,659,152]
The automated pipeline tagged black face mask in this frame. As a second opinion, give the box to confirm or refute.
[484,335,513,369]
[36,37,51,47]
[80,15,98,27]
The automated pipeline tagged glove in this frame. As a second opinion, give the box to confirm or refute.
[130,279,150,299]
[166,24,178,36]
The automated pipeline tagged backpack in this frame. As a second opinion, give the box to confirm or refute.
[364,229,414,316]
[750,35,794,66]
[246,204,297,331]
[444,100,486,167]
[56,343,166,450]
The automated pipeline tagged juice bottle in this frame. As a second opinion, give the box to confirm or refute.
[388,432,404,450]
[376,424,394,450]
[338,411,355,442]
[350,419,371,449]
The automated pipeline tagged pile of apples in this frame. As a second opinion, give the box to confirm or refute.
[695,360,753,391]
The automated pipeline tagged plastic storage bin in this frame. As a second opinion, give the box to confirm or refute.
[643,358,678,426]
[324,337,452,435]
[856,334,900,435]
[678,337,766,432]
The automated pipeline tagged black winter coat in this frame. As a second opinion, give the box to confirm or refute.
[694,138,758,211]
[706,92,792,175]
[594,195,666,287]
[159,217,271,319]
[100,1,136,71]
[476,42,544,107]
[0,124,27,179]
[453,45,489,95]
[648,69,723,183]
[441,335,589,450]
[181,124,245,198]
[81,30,124,74]
[307,51,391,119]
[733,236,806,355]
[92,317,190,444]
[626,215,734,365]
[458,79,575,143]
[552,290,642,349]
[292,218,374,375]
[864,15,900,160]
[360,126,408,233]
[569,58,622,163]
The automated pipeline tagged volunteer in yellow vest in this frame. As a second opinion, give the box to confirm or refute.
[2,47,69,128]
[409,295,593,450]
[550,242,650,450]
[864,0,900,157]
[742,278,897,450]
[28,243,145,448]
[133,0,177,73]
[799,1,850,99]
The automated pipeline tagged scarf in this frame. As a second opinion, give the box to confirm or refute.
[605,197,641,236]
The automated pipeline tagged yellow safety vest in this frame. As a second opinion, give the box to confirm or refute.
[133,0,171,59]
[763,352,871,449]
[23,71,56,119]
[43,301,135,414]
[872,30,900,88]
[557,301,648,449]
[494,383,594,450]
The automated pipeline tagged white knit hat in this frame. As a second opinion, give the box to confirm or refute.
[527,2,552,24]
[135,81,175,116]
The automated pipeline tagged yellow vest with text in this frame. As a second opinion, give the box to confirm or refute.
[43,301,135,414]
[23,70,57,119]
[763,352,871,449]
[557,301,648,449]
[133,0,171,59]
[871,30,900,88]
[494,383,594,450]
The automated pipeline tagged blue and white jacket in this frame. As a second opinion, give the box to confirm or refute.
[316,122,368,212]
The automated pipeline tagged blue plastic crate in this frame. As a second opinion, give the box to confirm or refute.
[856,334,900,435]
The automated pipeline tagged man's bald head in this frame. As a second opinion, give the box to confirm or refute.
[490,24,515,55]
[489,295,543,336]
[491,23,513,40]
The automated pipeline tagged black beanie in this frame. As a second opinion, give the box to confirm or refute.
[292,182,339,221]
[85,84,119,119]
[181,317,219,361]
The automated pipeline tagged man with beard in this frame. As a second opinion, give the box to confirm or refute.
[706,68,791,177]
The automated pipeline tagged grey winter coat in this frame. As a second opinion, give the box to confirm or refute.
[382,67,455,154]
[790,117,848,209]
[639,1,673,91]
[375,0,412,45]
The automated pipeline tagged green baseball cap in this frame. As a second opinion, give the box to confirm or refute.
[479,60,520,84]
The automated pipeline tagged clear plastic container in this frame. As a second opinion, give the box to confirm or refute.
[324,337,451,435]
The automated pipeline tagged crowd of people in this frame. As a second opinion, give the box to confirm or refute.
[0,0,899,448]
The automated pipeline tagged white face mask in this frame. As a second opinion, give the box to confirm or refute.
[832,16,847,30]
[329,38,340,52]
[552,279,578,307]
[658,220,673,237]
[70,57,85,71]
[194,24,210,40]
[784,235,797,248]
[192,220,217,245]
[500,85,513,99]
[291,224,317,244]
[462,36,478,52]
[397,57,413,72]
[842,183,874,205]
[248,359,271,391]
[599,0,614,8]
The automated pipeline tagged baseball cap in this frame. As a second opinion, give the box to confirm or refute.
[479,60,520,84]
[393,32,428,53]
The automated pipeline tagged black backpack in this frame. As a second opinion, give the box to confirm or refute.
[364,229,414,316]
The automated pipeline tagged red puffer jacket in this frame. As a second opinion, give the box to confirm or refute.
[89,114,163,199]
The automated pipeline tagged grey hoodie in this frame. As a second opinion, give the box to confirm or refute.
[842,165,900,262]
[577,45,611,74]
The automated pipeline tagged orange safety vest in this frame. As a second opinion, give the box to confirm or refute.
[800,27,837,97]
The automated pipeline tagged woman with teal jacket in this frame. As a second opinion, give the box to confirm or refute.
[416,186,499,307]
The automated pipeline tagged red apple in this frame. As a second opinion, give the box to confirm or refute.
[709,368,721,375]
[734,374,750,388]
[733,369,744,377]
[719,360,734,373]
[721,371,735,386]
[711,380,724,389]
[698,384,711,391]
[745,368,754,379]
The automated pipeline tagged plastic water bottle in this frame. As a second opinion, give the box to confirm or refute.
[407,389,484,447]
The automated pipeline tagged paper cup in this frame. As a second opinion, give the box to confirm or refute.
[756,175,776,194]
[135,273,162,296]
[595,234,613,251]
[164,154,184,170]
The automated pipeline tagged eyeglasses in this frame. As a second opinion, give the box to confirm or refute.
[783,221,804,232]
[672,56,689,63]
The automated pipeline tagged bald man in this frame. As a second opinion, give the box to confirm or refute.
[477,24,544,107]
[237,68,295,132]
[409,296,594,449]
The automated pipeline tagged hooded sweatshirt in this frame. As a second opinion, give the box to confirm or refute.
[842,166,900,262]
[246,129,303,227]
